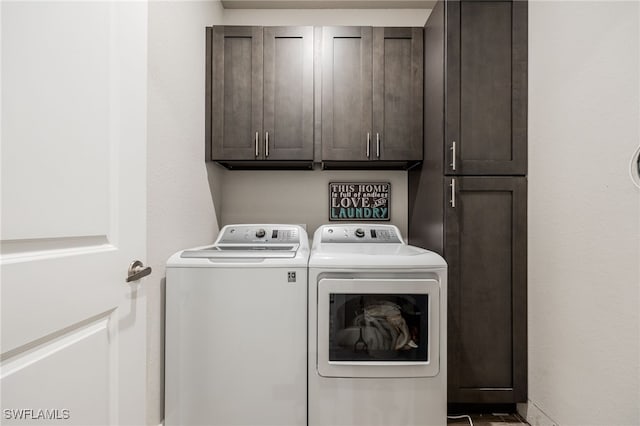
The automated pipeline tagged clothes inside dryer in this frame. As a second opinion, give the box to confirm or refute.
[329,293,429,362]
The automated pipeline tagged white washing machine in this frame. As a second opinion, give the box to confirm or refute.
[308,224,447,426]
[165,224,308,426]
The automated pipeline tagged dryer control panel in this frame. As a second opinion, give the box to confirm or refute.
[320,224,402,243]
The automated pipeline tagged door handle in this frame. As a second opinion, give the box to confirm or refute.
[126,260,152,283]
[366,133,371,158]
[376,133,380,158]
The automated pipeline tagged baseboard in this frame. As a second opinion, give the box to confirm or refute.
[448,403,517,414]
[518,400,559,426]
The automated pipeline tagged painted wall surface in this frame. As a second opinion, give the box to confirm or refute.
[146,1,224,424]
[221,170,408,237]
[223,8,429,26]
[527,3,640,426]
[219,8,430,238]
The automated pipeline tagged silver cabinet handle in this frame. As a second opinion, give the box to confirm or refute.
[366,133,370,158]
[449,178,456,208]
[376,133,380,158]
[265,132,269,158]
[255,132,259,158]
[126,260,151,283]
[450,141,457,171]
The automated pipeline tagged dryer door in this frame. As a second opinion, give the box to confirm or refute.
[317,278,440,378]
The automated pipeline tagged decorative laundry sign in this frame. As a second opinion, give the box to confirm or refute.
[329,182,390,221]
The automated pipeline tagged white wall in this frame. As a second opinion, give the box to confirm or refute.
[527,3,640,426]
[223,8,429,26]
[221,170,409,236]
[146,1,224,424]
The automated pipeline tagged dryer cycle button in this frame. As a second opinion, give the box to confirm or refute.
[355,228,365,238]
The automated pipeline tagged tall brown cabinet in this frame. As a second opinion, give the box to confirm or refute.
[408,0,528,405]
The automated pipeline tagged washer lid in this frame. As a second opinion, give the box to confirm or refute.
[181,244,299,259]
[179,224,308,260]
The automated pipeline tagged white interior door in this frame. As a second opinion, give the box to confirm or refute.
[1,1,148,425]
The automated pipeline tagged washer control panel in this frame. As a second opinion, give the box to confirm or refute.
[217,225,300,244]
[320,225,402,243]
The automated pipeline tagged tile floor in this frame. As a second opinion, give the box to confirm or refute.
[447,412,529,426]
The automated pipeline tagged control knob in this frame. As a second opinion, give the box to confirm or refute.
[354,228,365,238]
[255,228,266,238]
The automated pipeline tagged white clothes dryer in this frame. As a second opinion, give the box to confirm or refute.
[165,224,308,426]
[308,224,447,426]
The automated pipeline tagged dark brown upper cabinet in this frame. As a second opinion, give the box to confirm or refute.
[321,27,372,163]
[446,1,527,175]
[321,26,423,169]
[207,26,314,169]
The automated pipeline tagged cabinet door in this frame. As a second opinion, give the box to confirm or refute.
[321,27,372,161]
[445,177,527,403]
[446,1,527,175]
[373,27,423,162]
[263,27,314,161]
[209,26,263,160]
